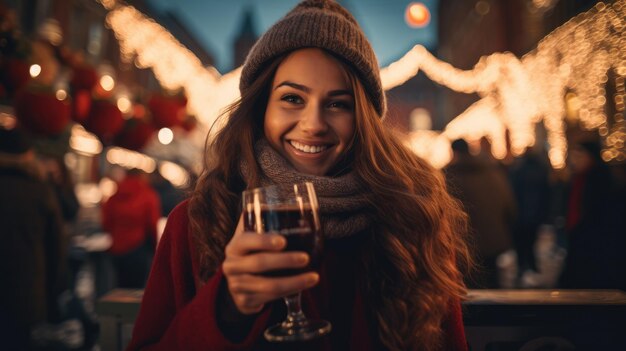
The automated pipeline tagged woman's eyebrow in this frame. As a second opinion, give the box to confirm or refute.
[275,81,352,97]
[275,81,310,92]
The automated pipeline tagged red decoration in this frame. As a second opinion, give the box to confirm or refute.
[85,100,124,143]
[148,93,187,128]
[115,118,156,151]
[1,58,31,96]
[70,65,99,91]
[72,89,92,122]
[14,87,71,136]
[181,115,198,132]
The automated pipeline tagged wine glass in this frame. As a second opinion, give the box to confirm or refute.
[242,182,331,342]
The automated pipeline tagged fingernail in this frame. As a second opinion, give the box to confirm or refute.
[307,273,319,285]
[271,236,285,248]
[296,253,309,265]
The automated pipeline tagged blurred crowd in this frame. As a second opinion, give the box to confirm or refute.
[445,137,626,291]
[0,123,188,351]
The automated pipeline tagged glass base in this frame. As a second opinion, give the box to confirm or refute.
[264,319,332,342]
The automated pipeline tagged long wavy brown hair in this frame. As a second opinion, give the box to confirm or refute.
[188,50,472,351]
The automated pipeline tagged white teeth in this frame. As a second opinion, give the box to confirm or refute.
[289,141,328,153]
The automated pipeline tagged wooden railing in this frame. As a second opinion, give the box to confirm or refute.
[96,289,626,351]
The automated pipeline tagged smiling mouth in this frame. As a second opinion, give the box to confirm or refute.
[289,140,329,154]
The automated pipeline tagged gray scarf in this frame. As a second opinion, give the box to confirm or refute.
[241,139,374,238]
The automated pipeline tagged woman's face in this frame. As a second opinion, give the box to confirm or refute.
[264,48,355,176]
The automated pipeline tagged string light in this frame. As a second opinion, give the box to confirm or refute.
[159,161,189,188]
[106,146,157,173]
[55,89,67,101]
[99,74,115,91]
[98,0,626,169]
[116,96,132,115]
[70,124,103,156]
[405,3,431,28]
[381,1,626,168]
[29,64,41,78]
[102,2,237,136]
[157,128,174,145]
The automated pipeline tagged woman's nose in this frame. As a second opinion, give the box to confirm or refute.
[299,105,328,135]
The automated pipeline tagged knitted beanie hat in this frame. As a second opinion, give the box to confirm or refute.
[240,0,386,117]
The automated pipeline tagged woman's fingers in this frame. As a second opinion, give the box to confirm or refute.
[229,272,319,304]
[223,251,309,275]
[225,232,286,257]
[224,215,321,314]
[232,293,265,315]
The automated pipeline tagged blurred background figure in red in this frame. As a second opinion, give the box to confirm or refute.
[102,168,161,289]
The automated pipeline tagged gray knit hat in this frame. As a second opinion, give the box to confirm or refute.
[240,0,386,117]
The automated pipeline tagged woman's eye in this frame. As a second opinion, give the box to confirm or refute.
[328,100,353,110]
[281,94,303,104]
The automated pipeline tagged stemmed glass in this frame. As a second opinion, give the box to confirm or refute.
[242,182,331,342]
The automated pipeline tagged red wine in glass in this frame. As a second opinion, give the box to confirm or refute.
[244,205,322,276]
[242,182,331,342]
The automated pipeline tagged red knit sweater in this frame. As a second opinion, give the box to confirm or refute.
[126,201,468,350]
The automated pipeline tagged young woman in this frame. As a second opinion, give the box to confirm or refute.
[127,1,472,350]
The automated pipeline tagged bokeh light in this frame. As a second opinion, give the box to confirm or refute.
[405,2,430,28]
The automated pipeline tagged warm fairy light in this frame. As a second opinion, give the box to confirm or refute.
[117,96,132,114]
[70,124,103,156]
[29,64,41,78]
[158,128,174,145]
[102,2,236,135]
[99,177,118,202]
[159,161,189,188]
[405,131,452,169]
[56,89,67,101]
[75,183,103,208]
[106,147,157,173]
[532,0,559,11]
[98,0,626,169]
[405,3,430,28]
[0,113,16,129]
[100,74,115,91]
[381,0,626,169]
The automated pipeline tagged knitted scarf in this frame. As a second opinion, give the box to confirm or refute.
[241,139,374,238]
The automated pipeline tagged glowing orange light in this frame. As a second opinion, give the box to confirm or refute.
[406,2,431,28]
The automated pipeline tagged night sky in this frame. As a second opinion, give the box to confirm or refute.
[146,0,439,73]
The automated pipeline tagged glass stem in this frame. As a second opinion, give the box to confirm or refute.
[283,293,308,328]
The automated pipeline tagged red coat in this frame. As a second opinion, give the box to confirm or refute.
[127,201,468,350]
[102,175,161,255]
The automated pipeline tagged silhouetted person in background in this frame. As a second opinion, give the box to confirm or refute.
[560,140,626,289]
[509,147,551,275]
[40,156,80,226]
[149,170,186,217]
[0,125,67,350]
[102,168,161,288]
[445,139,516,288]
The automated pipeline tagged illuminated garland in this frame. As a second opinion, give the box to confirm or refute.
[383,1,626,168]
[102,1,240,137]
[99,0,626,169]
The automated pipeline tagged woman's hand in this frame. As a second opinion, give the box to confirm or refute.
[222,216,320,315]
